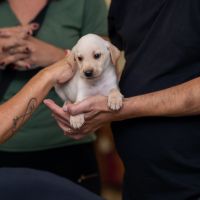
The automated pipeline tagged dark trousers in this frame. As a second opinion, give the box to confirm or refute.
[0,168,103,200]
[0,143,100,194]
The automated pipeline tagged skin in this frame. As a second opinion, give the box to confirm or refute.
[0,26,65,69]
[0,0,65,69]
[0,51,75,143]
[44,76,200,139]
[0,24,37,68]
[13,37,66,69]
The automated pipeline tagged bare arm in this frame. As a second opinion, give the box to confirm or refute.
[44,76,200,138]
[0,53,74,143]
[120,76,200,120]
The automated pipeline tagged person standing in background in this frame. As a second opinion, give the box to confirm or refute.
[0,0,107,194]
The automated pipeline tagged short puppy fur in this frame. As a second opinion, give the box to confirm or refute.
[55,34,123,129]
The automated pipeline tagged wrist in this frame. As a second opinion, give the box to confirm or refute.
[47,55,74,85]
[39,66,55,86]
[113,97,140,121]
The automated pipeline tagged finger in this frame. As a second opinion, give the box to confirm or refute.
[9,46,30,55]
[63,100,72,112]
[67,101,92,116]
[64,132,86,140]
[0,26,29,38]
[53,114,70,126]
[63,128,73,135]
[56,120,75,137]
[43,99,67,117]
[0,28,19,38]
[2,37,26,51]
[2,53,29,66]
[14,25,35,39]
[55,120,81,139]
[16,31,30,39]
[27,23,39,31]
[21,24,37,35]
[0,30,17,38]
[67,96,108,116]
[0,24,39,38]
[84,110,99,120]
[70,134,86,140]
[15,60,31,70]
[56,120,73,133]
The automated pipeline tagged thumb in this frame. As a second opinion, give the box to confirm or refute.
[67,101,91,116]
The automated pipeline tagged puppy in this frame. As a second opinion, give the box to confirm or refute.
[55,34,123,129]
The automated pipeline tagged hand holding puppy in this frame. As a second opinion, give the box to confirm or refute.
[43,50,76,85]
[54,34,123,129]
[44,95,114,139]
[45,34,123,138]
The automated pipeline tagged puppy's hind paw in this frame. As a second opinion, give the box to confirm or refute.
[70,114,85,129]
[108,92,123,111]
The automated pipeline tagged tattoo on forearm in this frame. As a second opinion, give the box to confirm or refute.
[11,98,38,134]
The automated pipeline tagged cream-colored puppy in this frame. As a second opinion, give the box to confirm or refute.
[55,34,123,129]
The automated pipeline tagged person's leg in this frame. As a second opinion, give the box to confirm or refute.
[0,168,103,200]
[0,143,101,194]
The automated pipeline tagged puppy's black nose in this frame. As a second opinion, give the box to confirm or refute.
[84,70,93,78]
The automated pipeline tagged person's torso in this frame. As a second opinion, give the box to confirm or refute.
[0,0,108,151]
[109,0,200,199]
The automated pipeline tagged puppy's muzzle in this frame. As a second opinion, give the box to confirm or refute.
[84,69,94,78]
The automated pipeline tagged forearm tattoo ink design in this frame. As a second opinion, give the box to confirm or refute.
[11,98,37,133]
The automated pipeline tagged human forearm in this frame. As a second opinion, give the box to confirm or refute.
[0,70,53,142]
[20,37,66,68]
[44,76,200,137]
[119,77,200,120]
[0,54,74,143]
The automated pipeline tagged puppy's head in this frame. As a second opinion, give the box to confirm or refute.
[72,34,120,79]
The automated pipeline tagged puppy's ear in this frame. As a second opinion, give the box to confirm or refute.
[106,41,120,66]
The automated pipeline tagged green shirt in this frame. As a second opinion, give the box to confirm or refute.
[0,0,108,152]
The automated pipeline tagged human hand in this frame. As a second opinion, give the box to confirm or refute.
[0,23,38,69]
[0,23,38,39]
[13,36,65,70]
[44,95,119,140]
[43,99,78,137]
[42,50,76,85]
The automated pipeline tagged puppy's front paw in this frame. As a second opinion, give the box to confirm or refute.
[70,114,85,129]
[108,91,123,111]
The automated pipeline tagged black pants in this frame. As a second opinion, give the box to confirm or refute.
[0,168,103,200]
[0,143,100,194]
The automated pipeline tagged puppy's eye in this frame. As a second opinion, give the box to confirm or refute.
[94,53,101,60]
[77,56,83,62]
